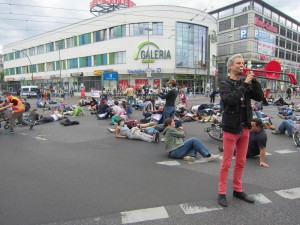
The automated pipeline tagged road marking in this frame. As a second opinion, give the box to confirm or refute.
[156,161,181,166]
[251,194,272,204]
[219,156,236,160]
[265,152,272,156]
[275,149,297,154]
[180,203,222,214]
[35,137,48,141]
[188,159,207,164]
[20,133,27,135]
[275,187,300,199]
[121,206,169,224]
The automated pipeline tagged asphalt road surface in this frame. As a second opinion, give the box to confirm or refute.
[0,95,299,225]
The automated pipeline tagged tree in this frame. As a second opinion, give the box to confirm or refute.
[0,71,4,80]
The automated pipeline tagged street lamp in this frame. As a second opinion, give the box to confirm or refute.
[56,41,63,88]
[145,27,153,87]
[13,48,33,84]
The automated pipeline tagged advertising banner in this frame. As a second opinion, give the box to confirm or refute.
[135,79,149,87]
[255,28,275,56]
[153,79,160,87]
[119,80,129,91]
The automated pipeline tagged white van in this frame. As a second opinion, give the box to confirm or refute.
[20,86,38,98]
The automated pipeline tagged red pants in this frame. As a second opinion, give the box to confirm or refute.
[218,128,250,194]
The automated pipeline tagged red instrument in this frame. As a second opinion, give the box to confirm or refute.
[242,60,297,85]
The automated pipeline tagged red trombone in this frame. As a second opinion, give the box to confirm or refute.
[242,60,297,85]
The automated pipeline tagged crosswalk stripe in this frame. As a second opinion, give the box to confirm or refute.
[275,150,297,154]
[20,133,27,135]
[121,206,169,224]
[275,187,300,199]
[35,137,48,141]
[251,194,272,204]
[156,161,181,166]
[180,203,222,214]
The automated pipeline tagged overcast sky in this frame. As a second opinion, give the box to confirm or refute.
[0,0,299,54]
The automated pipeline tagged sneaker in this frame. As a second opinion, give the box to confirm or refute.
[233,191,255,203]
[183,156,197,162]
[218,194,228,207]
[161,138,165,142]
[107,127,115,133]
[205,154,220,162]
[271,129,283,135]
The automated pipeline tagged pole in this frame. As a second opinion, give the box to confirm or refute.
[194,56,196,98]
[145,28,153,86]
[207,34,211,90]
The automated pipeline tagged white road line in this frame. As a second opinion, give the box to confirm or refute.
[251,194,272,204]
[275,187,300,199]
[180,204,222,214]
[35,137,48,141]
[20,133,27,135]
[219,156,236,160]
[121,206,169,224]
[265,152,272,156]
[275,149,297,154]
[156,161,181,166]
[188,159,207,164]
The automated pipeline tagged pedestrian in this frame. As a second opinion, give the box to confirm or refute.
[124,85,135,105]
[217,54,264,207]
[158,79,178,120]
[0,92,35,134]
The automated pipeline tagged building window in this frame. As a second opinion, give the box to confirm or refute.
[280,27,286,37]
[66,37,78,48]
[29,65,37,73]
[279,16,285,25]
[28,47,36,56]
[234,3,250,14]
[55,40,65,50]
[45,42,54,53]
[176,22,207,68]
[275,48,278,57]
[94,54,108,66]
[292,53,297,62]
[279,38,285,48]
[55,60,66,70]
[79,56,92,68]
[279,49,285,59]
[37,45,44,54]
[233,42,247,54]
[93,29,107,42]
[287,29,292,39]
[16,67,21,75]
[219,8,233,19]
[286,41,292,50]
[292,43,297,51]
[272,12,279,21]
[286,51,291,60]
[152,22,163,35]
[9,68,15,75]
[114,51,126,64]
[109,25,126,39]
[219,19,231,32]
[129,23,149,36]
[234,14,248,27]
[293,32,298,42]
[22,66,28,74]
[46,62,55,71]
[79,33,91,46]
[37,63,45,72]
[273,22,279,33]
[67,58,79,69]
[263,8,271,18]
[15,51,20,59]
[286,20,292,28]
[254,3,263,13]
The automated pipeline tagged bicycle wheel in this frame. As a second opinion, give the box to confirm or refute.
[293,130,300,147]
[208,127,223,142]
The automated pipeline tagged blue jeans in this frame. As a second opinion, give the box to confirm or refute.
[253,111,263,119]
[278,119,293,137]
[163,106,175,121]
[169,137,210,159]
[127,96,134,105]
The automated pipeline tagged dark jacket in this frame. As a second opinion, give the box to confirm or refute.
[159,89,178,107]
[219,77,263,134]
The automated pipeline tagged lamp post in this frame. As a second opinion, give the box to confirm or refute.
[13,49,33,84]
[145,28,153,86]
[56,41,63,89]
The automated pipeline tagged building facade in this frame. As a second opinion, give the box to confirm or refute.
[3,5,217,94]
[209,0,300,89]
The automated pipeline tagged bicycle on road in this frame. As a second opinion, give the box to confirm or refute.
[204,122,223,142]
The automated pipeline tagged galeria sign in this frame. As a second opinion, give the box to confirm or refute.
[90,0,135,8]
[134,41,171,63]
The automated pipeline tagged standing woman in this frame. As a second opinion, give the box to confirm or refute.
[80,84,86,99]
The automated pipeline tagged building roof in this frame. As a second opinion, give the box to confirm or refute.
[209,0,299,25]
